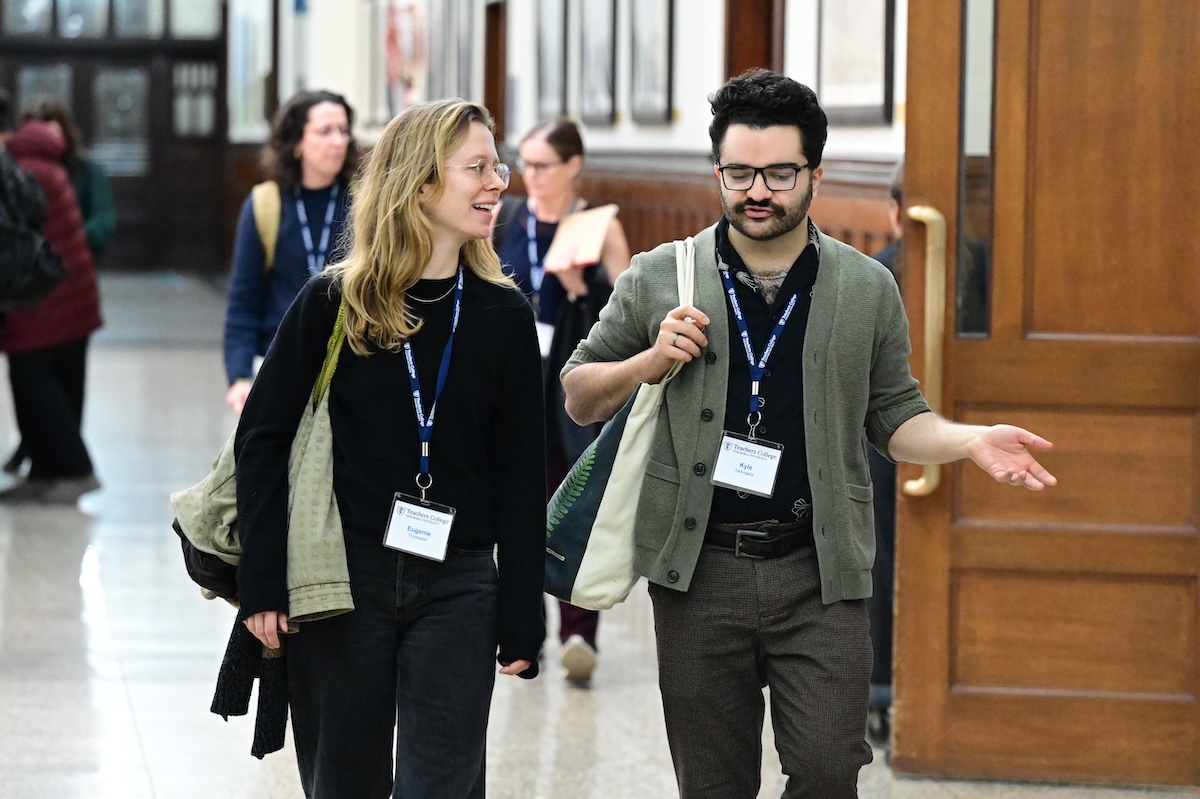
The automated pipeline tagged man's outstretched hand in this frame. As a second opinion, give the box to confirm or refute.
[966,424,1057,491]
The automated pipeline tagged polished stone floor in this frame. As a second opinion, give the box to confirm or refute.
[0,272,1195,798]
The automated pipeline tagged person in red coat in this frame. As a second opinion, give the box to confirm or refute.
[0,118,103,503]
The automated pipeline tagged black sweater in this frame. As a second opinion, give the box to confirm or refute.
[234,271,547,671]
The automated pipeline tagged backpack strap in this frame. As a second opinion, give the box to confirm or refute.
[251,180,282,273]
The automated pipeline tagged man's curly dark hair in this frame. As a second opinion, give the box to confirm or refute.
[708,69,828,168]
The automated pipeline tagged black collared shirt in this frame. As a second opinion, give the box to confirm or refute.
[708,217,819,525]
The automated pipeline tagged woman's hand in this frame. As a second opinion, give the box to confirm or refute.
[556,266,588,300]
[225,379,253,416]
[499,659,532,676]
[244,610,289,650]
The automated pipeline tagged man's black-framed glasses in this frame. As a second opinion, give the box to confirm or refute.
[717,162,811,192]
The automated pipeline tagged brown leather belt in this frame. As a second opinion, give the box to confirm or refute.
[704,519,814,559]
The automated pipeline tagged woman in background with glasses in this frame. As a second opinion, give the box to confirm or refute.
[492,119,631,684]
[234,99,545,797]
[223,89,358,416]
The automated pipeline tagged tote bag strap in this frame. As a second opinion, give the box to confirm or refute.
[660,236,697,388]
[311,301,347,409]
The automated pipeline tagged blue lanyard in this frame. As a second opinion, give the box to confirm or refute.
[718,268,799,435]
[525,209,545,292]
[524,198,582,293]
[295,183,340,276]
[402,267,464,498]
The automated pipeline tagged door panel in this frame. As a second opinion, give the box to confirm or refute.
[894,0,1200,785]
[951,571,1193,695]
[1024,5,1199,337]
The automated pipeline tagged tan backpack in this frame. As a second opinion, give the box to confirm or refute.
[250,180,282,272]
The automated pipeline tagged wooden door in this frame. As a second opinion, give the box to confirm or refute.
[893,0,1200,785]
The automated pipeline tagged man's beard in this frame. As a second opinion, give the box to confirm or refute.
[722,181,814,242]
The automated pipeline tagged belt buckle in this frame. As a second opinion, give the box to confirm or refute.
[734,528,769,559]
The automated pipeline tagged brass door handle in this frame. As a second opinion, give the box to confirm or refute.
[902,206,946,497]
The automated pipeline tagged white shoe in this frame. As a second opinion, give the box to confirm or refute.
[560,634,597,682]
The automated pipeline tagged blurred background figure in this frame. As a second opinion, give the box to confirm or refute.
[223,89,357,416]
[3,97,116,477]
[493,119,631,683]
[0,101,102,505]
[866,160,903,747]
[21,97,115,264]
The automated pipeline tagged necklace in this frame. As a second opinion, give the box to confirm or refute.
[408,281,457,304]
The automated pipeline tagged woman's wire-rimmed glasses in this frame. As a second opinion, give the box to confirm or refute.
[452,161,512,188]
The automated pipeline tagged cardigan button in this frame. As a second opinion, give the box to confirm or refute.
[684,517,697,530]
[701,408,714,421]
[693,462,706,476]
[705,351,717,364]
[667,570,680,583]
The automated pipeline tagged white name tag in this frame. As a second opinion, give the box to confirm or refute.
[711,431,784,498]
[383,493,456,561]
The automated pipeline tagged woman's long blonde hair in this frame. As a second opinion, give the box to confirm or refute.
[328,99,512,355]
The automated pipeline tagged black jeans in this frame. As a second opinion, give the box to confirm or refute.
[7,337,94,479]
[287,532,500,799]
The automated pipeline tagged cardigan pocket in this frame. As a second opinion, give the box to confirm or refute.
[847,482,873,502]
[844,481,876,571]
[637,458,681,551]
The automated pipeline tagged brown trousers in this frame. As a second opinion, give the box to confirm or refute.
[649,544,873,798]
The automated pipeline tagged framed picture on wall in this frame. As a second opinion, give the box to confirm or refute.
[426,0,446,100]
[369,0,428,124]
[580,0,616,125]
[537,0,567,120]
[454,0,472,98]
[630,0,673,124]
[817,0,895,125]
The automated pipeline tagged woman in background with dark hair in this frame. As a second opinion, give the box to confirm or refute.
[0,115,102,504]
[493,119,631,683]
[3,98,114,477]
[223,89,358,415]
[21,97,114,262]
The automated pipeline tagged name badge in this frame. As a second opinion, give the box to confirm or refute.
[711,431,784,498]
[383,493,456,561]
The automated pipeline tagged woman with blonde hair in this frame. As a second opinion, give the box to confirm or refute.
[234,98,545,797]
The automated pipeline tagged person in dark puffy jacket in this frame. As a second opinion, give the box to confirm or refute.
[1,97,116,477]
[0,118,103,504]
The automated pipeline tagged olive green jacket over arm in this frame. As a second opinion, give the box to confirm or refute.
[563,224,930,604]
